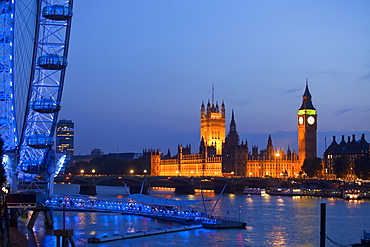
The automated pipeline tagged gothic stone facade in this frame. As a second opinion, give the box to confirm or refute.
[143,85,310,178]
[324,134,369,179]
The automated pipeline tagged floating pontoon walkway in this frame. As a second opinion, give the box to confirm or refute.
[87,225,202,243]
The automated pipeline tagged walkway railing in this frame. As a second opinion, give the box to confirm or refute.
[45,195,203,219]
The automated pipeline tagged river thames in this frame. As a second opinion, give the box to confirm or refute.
[18,184,370,247]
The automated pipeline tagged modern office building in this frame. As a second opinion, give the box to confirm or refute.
[56,119,74,157]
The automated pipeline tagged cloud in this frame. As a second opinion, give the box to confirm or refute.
[228,99,251,106]
[356,72,370,81]
[335,108,355,116]
[305,70,345,79]
[276,87,302,96]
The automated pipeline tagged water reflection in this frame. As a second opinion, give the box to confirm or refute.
[346,200,365,208]
[89,212,97,225]
[16,185,370,246]
[262,194,271,203]
[228,194,236,203]
[266,226,287,246]
[236,231,245,245]
[246,196,253,203]
[277,198,284,203]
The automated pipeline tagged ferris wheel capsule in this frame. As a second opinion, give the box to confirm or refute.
[42,5,73,20]
[21,160,47,174]
[0,2,12,14]
[31,98,61,113]
[26,134,54,149]
[0,63,10,72]
[0,34,10,43]
[37,54,67,70]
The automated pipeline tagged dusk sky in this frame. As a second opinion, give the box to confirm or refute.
[60,0,370,157]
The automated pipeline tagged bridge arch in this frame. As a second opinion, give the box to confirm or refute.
[54,176,91,185]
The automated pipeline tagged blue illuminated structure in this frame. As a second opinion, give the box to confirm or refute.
[30,98,61,113]
[0,0,73,197]
[0,1,17,153]
[46,194,246,229]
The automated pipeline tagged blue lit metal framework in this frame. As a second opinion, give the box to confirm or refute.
[0,1,17,152]
[0,0,73,195]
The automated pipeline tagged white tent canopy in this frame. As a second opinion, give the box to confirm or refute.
[127,194,201,207]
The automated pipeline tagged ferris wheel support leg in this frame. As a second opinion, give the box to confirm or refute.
[27,207,54,229]
[9,208,18,227]
[10,172,17,193]
[49,174,55,196]
[8,157,18,193]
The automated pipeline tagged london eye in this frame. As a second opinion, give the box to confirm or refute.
[0,0,73,197]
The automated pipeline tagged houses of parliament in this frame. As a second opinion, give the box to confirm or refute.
[143,82,318,178]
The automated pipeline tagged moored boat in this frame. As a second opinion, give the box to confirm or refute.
[243,187,266,196]
[343,189,361,200]
[352,230,370,246]
[197,183,247,229]
[267,187,303,196]
[196,217,247,229]
[361,230,370,245]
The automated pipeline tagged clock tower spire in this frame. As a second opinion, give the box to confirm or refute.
[298,79,317,164]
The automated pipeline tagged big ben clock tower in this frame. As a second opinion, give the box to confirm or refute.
[298,80,317,163]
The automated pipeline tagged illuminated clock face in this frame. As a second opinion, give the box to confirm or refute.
[298,116,304,125]
[307,116,315,125]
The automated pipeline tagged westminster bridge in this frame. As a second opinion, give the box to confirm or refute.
[53,174,282,195]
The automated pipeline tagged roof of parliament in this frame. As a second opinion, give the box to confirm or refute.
[325,134,369,155]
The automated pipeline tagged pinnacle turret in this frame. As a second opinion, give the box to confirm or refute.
[230,109,236,133]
